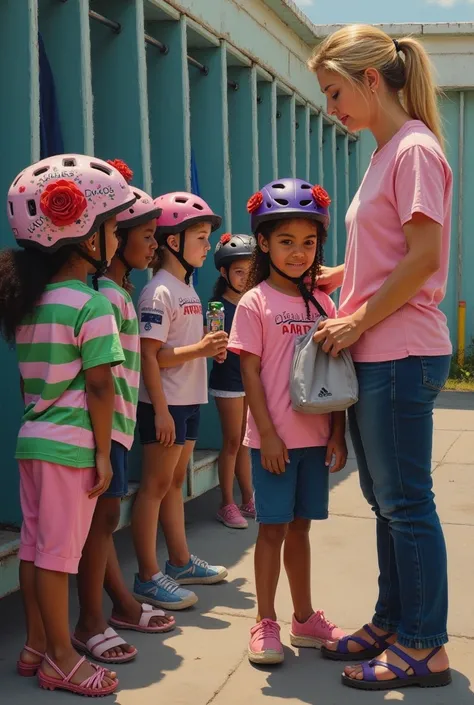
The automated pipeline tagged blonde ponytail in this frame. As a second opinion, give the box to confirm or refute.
[308,25,444,151]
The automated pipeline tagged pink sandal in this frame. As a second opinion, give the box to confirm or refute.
[71,627,137,664]
[109,603,176,634]
[17,645,45,677]
[38,654,118,696]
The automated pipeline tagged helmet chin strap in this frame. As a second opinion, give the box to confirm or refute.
[77,223,109,291]
[223,266,241,294]
[165,230,194,285]
[269,259,313,307]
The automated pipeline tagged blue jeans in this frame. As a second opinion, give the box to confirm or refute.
[348,355,451,649]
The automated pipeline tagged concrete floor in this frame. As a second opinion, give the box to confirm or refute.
[0,391,473,705]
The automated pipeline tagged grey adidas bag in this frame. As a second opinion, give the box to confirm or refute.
[290,294,359,414]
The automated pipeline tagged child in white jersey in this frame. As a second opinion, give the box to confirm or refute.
[229,178,348,665]
[132,192,229,609]
[0,155,135,697]
[73,160,175,666]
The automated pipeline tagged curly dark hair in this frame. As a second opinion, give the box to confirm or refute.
[0,245,77,343]
[245,218,327,316]
[212,275,228,300]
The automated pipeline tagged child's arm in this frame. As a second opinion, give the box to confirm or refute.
[325,411,347,473]
[141,338,176,447]
[85,363,115,498]
[240,351,289,474]
[157,331,228,368]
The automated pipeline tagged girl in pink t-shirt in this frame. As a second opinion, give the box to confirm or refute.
[309,25,452,691]
[228,178,347,665]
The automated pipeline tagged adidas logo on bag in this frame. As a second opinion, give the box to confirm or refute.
[318,387,332,398]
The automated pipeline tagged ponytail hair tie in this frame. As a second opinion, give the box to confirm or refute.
[393,38,401,53]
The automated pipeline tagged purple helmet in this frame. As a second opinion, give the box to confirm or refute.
[247,178,331,234]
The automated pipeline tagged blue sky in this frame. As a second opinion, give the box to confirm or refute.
[292,0,474,25]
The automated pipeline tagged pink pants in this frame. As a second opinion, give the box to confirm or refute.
[18,459,97,574]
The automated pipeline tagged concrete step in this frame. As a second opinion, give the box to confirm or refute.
[0,449,219,600]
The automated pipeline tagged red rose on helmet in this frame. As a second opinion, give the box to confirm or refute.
[312,185,331,208]
[107,159,133,184]
[220,233,232,244]
[40,179,87,227]
[247,192,263,213]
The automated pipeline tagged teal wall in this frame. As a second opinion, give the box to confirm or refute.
[357,92,474,351]
[0,0,357,525]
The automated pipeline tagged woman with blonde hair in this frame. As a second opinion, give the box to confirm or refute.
[308,25,453,691]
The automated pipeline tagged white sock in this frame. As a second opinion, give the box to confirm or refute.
[151,571,164,582]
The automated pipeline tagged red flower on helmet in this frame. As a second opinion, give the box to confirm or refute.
[312,185,331,208]
[40,179,87,227]
[19,186,26,193]
[247,192,263,213]
[220,233,232,244]
[107,159,133,184]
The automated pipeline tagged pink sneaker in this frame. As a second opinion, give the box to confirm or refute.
[240,498,256,519]
[290,610,345,649]
[248,619,284,664]
[216,504,248,529]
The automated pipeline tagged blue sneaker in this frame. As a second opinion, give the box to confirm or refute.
[133,571,198,610]
[165,555,228,585]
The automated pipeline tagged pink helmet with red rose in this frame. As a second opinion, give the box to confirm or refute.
[153,191,222,284]
[106,159,162,230]
[7,154,136,251]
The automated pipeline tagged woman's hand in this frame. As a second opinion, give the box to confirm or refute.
[260,430,290,474]
[316,264,345,295]
[313,315,363,357]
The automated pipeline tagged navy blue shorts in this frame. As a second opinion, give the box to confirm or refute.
[137,401,201,446]
[251,446,329,524]
[103,441,129,498]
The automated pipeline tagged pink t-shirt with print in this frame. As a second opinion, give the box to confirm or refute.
[339,120,453,362]
[228,281,336,450]
[138,269,207,406]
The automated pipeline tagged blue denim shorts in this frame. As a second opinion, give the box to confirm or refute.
[251,446,329,524]
[102,441,129,498]
[137,401,201,446]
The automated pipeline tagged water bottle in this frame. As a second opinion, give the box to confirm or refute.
[207,301,225,332]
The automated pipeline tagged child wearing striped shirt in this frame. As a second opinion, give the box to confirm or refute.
[0,155,135,697]
[74,162,175,665]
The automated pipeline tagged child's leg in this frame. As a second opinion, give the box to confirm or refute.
[283,517,312,622]
[160,440,194,566]
[75,496,135,658]
[104,539,174,628]
[27,460,115,687]
[255,523,288,620]
[19,560,46,666]
[215,396,246,507]
[132,442,182,581]
[234,398,253,506]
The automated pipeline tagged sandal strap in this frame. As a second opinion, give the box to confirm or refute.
[387,644,441,677]
[139,603,166,627]
[336,634,374,654]
[363,624,393,649]
[81,664,108,690]
[366,657,408,680]
[86,628,127,658]
[23,645,44,658]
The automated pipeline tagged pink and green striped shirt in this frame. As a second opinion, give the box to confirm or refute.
[98,278,140,450]
[15,280,124,468]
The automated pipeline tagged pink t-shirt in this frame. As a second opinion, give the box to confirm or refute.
[138,269,207,406]
[228,281,336,450]
[339,120,453,362]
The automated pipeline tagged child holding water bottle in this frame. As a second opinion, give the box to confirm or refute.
[209,234,256,529]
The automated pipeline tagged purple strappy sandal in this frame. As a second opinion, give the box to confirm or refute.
[321,623,395,662]
[341,644,452,691]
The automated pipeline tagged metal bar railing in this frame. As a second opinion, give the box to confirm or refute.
[145,33,169,55]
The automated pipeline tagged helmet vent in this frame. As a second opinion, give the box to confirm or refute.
[27,199,37,216]
[8,201,14,216]
[13,174,23,186]
[129,208,135,214]
[272,183,285,189]
[33,166,49,177]
[193,203,204,210]
[300,199,311,206]
[275,198,289,206]
[301,183,311,190]
[63,158,76,167]
[230,242,237,247]
[91,162,112,176]
[175,197,188,204]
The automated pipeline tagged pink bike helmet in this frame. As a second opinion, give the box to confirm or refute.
[107,159,163,231]
[8,154,136,251]
[154,191,222,283]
